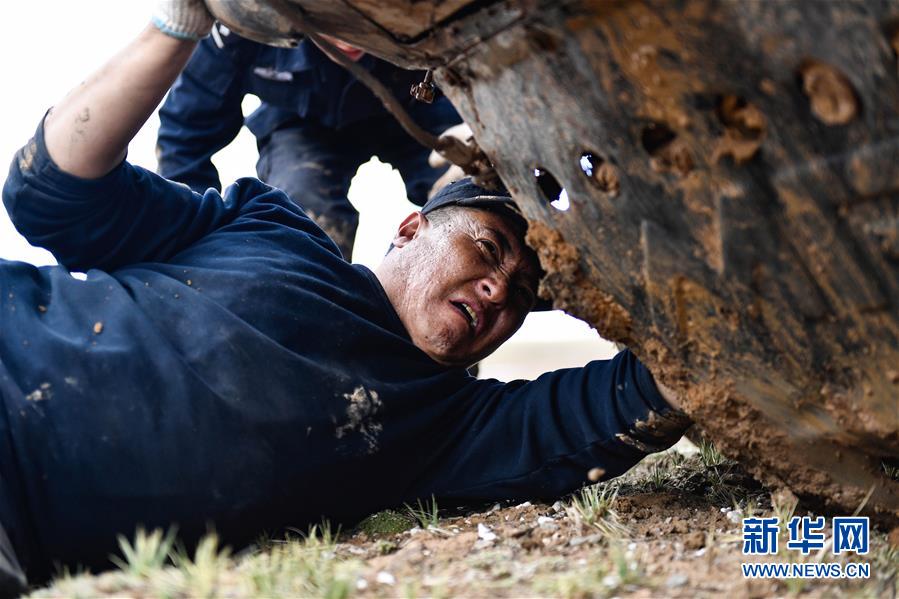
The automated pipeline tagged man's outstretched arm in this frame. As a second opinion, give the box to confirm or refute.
[410,350,691,504]
[44,4,211,179]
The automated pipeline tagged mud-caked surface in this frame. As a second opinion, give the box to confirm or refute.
[434,0,899,519]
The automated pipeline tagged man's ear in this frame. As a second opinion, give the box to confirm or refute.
[392,211,429,249]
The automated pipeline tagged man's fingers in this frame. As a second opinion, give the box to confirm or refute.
[428,148,448,169]
[429,123,474,168]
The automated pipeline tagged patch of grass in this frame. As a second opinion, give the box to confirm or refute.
[646,463,670,491]
[356,509,415,537]
[239,522,361,599]
[109,527,177,578]
[882,460,899,481]
[697,439,728,468]
[405,495,440,529]
[566,483,628,540]
[171,533,232,598]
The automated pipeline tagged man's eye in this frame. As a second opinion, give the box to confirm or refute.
[478,239,499,260]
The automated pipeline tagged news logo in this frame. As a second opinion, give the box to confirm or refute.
[741,515,871,580]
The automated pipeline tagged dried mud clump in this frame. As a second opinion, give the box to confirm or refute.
[526,221,634,344]
[712,94,766,164]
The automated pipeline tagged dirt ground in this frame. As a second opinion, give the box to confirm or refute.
[31,439,899,598]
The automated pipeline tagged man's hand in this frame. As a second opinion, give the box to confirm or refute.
[152,0,215,41]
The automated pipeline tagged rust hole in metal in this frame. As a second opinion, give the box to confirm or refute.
[641,122,677,155]
[798,59,859,126]
[534,167,569,211]
[579,152,620,196]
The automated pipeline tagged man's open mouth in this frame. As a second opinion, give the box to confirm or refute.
[451,301,479,331]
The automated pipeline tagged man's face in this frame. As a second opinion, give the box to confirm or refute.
[385,207,541,366]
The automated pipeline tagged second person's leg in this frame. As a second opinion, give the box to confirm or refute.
[256,122,362,259]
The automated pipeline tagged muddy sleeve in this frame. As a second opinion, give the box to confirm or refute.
[427,350,691,503]
[2,115,243,272]
[156,35,250,193]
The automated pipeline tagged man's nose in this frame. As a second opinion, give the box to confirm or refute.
[479,272,509,306]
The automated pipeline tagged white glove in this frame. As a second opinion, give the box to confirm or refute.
[152,0,215,41]
[427,123,472,199]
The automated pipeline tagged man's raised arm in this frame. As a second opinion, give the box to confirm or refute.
[44,1,213,179]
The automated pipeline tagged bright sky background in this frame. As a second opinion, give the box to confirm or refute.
[0,0,615,379]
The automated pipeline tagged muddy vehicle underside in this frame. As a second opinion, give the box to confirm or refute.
[208,0,899,521]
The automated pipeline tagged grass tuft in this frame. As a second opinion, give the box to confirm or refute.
[405,495,440,529]
[109,527,177,578]
[239,522,361,599]
[566,483,628,539]
[172,533,232,598]
[697,439,728,468]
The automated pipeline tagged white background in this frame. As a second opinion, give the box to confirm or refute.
[0,0,615,379]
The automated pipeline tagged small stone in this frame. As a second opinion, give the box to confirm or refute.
[477,523,497,542]
[726,509,743,524]
[376,571,395,585]
[515,501,532,509]
[37,305,47,313]
[587,467,605,482]
[355,578,368,590]
[551,501,563,513]
[666,573,689,588]
[569,534,602,547]
[93,322,103,334]
[540,521,559,532]
[602,574,620,588]
[537,516,554,525]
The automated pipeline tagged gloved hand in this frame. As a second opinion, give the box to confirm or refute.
[428,123,472,199]
[152,0,215,41]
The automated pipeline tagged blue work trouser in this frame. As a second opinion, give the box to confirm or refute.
[255,109,458,259]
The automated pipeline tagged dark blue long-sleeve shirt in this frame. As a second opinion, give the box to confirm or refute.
[0,120,687,579]
[156,29,459,193]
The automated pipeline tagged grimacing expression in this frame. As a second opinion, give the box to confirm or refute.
[391,207,541,366]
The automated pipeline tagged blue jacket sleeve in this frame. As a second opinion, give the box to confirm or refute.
[421,350,690,502]
[3,116,245,272]
[156,35,258,193]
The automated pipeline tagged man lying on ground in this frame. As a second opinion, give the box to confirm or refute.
[0,0,689,592]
